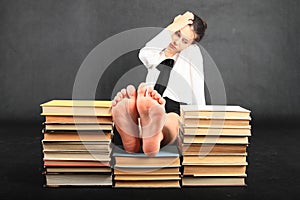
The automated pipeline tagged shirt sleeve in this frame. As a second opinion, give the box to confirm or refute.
[138,29,172,69]
[189,45,206,105]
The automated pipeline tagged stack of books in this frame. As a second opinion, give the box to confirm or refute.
[179,105,251,186]
[112,145,181,188]
[40,100,113,187]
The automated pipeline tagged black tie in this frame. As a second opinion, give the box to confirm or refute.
[154,58,175,96]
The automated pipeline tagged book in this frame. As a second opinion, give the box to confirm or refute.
[44,123,113,131]
[114,174,181,181]
[44,115,112,124]
[182,144,247,154]
[183,165,247,176]
[114,157,180,167]
[42,142,111,152]
[43,151,110,162]
[114,167,180,175]
[180,105,251,118]
[183,136,249,144]
[180,126,251,136]
[44,160,110,167]
[113,145,180,168]
[114,180,180,188]
[46,167,112,173]
[182,177,246,186]
[45,174,112,186]
[43,132,111,142]
[181,118,250,127]
[182,155,247,165]
[40,100,112,116]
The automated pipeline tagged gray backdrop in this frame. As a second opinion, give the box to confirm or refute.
[0,0,299,123]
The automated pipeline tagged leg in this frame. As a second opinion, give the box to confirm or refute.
[111,85,140,153]
[161,113,180,146]
[136,83,166,156]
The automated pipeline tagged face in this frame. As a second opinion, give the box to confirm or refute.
[166,25,196,55]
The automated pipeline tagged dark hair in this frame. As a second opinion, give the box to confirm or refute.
[191,14,207,42]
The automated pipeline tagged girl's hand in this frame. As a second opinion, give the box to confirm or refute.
[167,11,194,32]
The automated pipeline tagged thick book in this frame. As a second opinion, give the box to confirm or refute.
[40,100,112,116]
[182,155,247,165]
[183,165,247,176]
[43,132,111,142]
[42,142,111,152]
[43,151,110,162]
[113,145,180,168]
[183,136,249,144]
[114,167,180,175]
[114,174,181,181]
[180,105,251,118]
[114,180,180,188]
[181,118,250,127]
[182,144,248,154]
[182,177,246,186]
[45,167,111,173]
[44,115,112,124]
[180,126,251,136]
[44,123,113,131]
[45,174,112,186]
[44,160,110,167]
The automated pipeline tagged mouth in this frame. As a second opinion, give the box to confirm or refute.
[169,43,177,51]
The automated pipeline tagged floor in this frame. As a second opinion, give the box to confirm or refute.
[0,120,299,200]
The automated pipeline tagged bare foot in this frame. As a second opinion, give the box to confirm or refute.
[111,85,140,153]
[136,83,166,156]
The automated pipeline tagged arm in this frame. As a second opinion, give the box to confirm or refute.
[138,29,172,69]
[139,11,194,69]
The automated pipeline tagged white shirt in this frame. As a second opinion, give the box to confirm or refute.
[138,29,206,105]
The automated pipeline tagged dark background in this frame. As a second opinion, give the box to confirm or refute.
[0,0,299,199]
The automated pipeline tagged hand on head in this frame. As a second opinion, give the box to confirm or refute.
[167,11,194,32]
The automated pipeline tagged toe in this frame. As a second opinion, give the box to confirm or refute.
[117,92,123,98]
[137,82,147,97]
[158,97,166,105]
[127,85,137,99]
[121,88,127,98]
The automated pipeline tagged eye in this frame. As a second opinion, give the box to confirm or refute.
[175,31,180,37]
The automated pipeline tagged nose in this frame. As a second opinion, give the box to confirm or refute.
[173,38,178,46]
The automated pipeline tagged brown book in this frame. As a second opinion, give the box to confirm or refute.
[181,126,251,136]
[42,142,111,152]
[46,167,111,173]
[182,155,247,165]
[183,136,249,144]
[43,151,110,162]
[182,144,248,154]
[180,105,251,118]
[44,160,110,167]
[44,123,113,131]
[45,174,112,186]
[43,132,111,142]
[114,156,180,167]
[183,165,247,176]
[182,177,246,186]
[114,180,180,188]
[113,167,180,175]
[40,100,112,116]
[181,118,250,127]
[45,115,112,124]
[114,174,181,181]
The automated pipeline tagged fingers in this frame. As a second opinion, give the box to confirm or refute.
[183,11,194,20]
[173,14,182,22]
